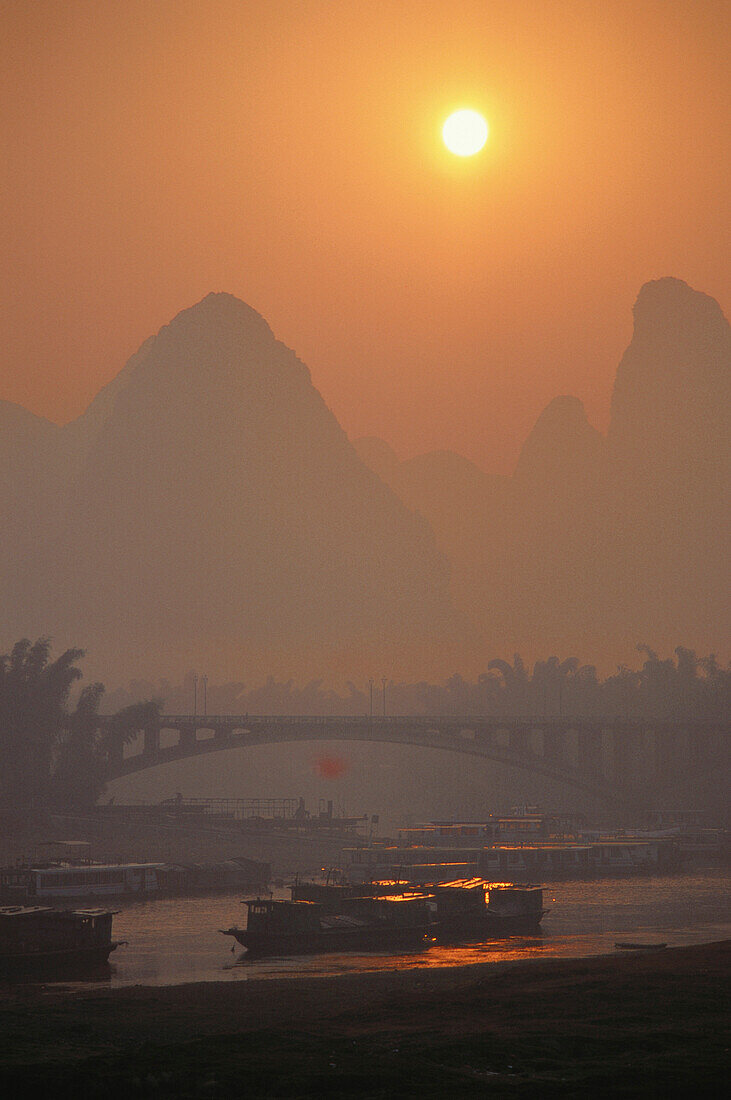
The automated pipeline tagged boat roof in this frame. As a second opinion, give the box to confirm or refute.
[244,898,316,907]
[407,877,544,891]
[28,861,165,872]
[0,906,55,917]
[0,905,116,918]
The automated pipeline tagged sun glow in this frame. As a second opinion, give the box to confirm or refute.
[442,109,488,156]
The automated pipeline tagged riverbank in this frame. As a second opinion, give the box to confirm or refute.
[1,940,727,1097]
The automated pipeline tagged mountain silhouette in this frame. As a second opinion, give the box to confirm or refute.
[355,278,729,664]
[602,277,730,648]
[1,278,727,678]
[609,277,730,483]
[2,294,456,677]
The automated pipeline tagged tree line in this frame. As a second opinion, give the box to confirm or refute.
[106,645,730,721]
[0,638,159,812]
[2,639,727,813]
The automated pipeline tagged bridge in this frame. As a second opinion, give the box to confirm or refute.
[101,714,728,806]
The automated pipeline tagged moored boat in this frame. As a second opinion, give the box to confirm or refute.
[222,895,436,957]
[292,877,548,941]
[0,906,121,975]
[425,879,548,940]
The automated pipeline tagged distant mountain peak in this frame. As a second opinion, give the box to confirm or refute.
[631,277,729,350]
[166,291,275,341]
[514,395,605,484]
[530,394,589,429]
[609,277,730,468]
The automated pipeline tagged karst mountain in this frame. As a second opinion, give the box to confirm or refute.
[1,277,727,677]
[1,294,456,678]
[355,277,730,663]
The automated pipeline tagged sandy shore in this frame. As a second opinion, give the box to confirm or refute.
[0,940,728,1097]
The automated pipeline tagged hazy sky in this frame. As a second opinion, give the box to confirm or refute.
[2,0,728,472]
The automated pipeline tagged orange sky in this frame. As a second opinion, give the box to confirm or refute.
[1,0,728,473]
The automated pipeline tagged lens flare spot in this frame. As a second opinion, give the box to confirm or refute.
[314,754,348,779]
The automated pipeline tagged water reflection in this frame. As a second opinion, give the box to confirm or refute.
[2,868,728,993]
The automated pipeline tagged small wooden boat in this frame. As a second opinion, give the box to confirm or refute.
[222,895,435,957]
[615,941,668,951]
[0,905,121,975]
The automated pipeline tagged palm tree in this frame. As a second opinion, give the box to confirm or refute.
[487,655,530,715]
[0,638,83,808]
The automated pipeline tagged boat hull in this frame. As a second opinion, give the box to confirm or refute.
[436,910,547,942]
[225,925,431,957]
[0,941,119,977]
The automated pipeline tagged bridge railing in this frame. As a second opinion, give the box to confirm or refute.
[136,714,719,730]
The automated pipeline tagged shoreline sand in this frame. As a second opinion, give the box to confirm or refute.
[1,940,728,1096]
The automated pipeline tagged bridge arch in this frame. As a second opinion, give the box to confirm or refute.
[97,713,717,806]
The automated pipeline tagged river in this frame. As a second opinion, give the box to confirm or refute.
[8,866,730,991]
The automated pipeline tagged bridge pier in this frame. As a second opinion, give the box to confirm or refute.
[178,725,197,751]
[97,714,721,805]
[106,737,124,770]
[508,727,532,755]
[476,725,495,747]
[654,729,682,783]
[611,727,639,787]
[143,726,160,756]
[577,728,603,781]
[543,728,569,767]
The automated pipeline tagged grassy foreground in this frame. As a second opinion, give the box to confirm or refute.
[0,941,728,1098]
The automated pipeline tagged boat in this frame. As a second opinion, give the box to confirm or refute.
[0,861,165,902]
[614,941,668,951]
[292,877,548,941]
[0,905,121,975]
[221,894,436,957]
[425,879,547,940]
[0,856,271,903]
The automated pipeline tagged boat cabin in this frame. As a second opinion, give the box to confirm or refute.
[0,906,115,954]
[245,899,323,935]
[26,862,165,898]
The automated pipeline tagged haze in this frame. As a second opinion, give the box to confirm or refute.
[2,0,729,473]
[0,9,729,1089]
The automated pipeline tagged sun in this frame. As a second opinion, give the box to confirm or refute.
[442,109,488,157]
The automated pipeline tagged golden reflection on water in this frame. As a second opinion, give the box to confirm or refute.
[4,869,728,993]
[226,934,549,980]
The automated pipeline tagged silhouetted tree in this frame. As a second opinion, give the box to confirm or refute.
[0,637,161,811]
[487,655,530,714]
[0,638,83,808]
[94,647,730,723]
[52,681,106,810]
